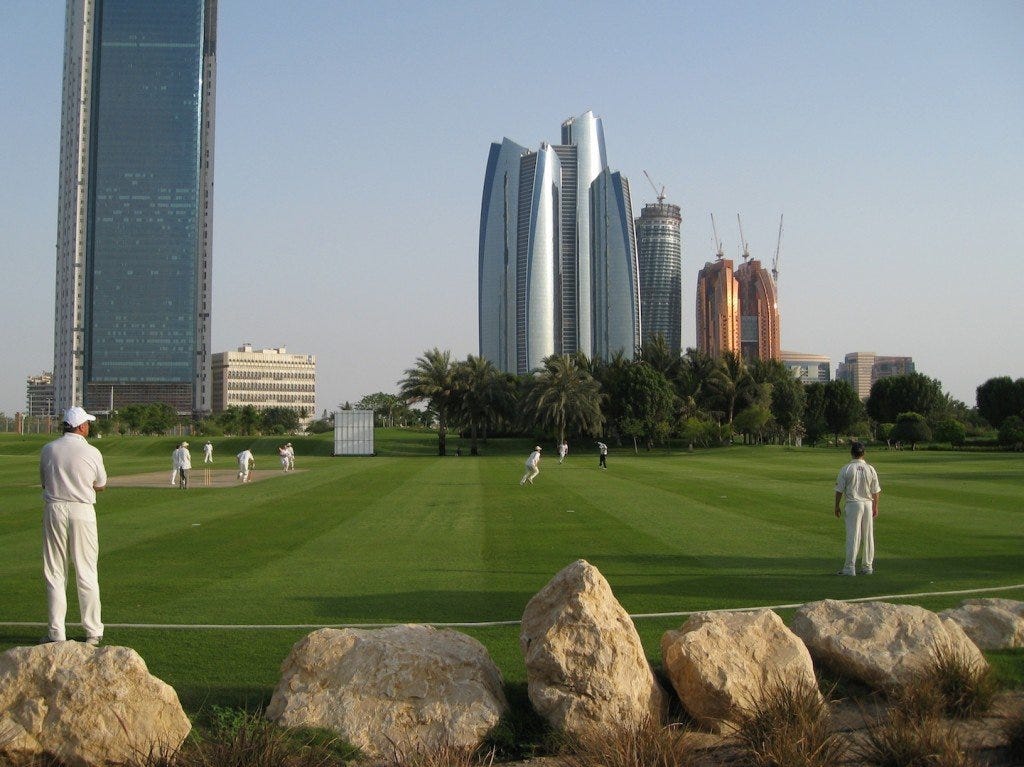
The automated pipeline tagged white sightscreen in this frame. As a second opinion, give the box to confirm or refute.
[333,410,374,455]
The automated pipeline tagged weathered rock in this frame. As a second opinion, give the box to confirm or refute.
[661,609,820,732]
[520,559,667,737]
[940,599,1024,650]
[791,599,987,690]
[0,642,191,767]
[266,624,507,759]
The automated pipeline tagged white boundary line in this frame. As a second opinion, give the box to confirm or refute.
[3,583,1022,631]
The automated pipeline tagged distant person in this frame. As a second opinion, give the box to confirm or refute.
[278,444,289,472]
[597,441,608,469]
[169,445,180,486]
[834,441,882,576]
[203,441,213,463]
[520,445,542,485]
[172,442,192,490]
[285,442,295,471]
[558,440,568,464]
[237,448,255,482]
[39,406,106,646]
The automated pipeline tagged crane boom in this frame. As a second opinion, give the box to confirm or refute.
[642,170,666,203]
[737,213,750,261]
[710,213,724,259]
[771,214,784,283]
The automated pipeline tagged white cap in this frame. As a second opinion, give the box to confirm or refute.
[63,406,96,428]
[535,445,542,451]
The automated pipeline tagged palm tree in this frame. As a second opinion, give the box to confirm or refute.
[521,354,604,444]
[707,351,754,425]
[398,348,456,456]
[453,355,512,456]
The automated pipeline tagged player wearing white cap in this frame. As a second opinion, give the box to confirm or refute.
[39,406,107,645]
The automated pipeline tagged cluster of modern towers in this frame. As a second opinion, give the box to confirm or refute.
[478,110,780,374]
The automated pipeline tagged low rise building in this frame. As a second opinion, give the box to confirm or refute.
[211,345,316,420]
[26,372,55,417]
[781,352,830,384]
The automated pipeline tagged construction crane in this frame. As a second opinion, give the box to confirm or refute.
[710,213,724,259]
[771,214,784,284]
[643,170,666,204]
[737,214,750,261]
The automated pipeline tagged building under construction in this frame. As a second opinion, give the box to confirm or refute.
[696,216,781,362]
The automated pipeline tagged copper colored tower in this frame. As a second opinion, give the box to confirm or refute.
[735,258,781,361]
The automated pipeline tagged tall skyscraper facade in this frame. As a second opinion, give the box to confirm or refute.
[479,111,641,374]
[696,253,780,362]
[635,202,682,353]
[735,258,781,361]
[837,352,915,399]
[695,258,739,358]
[54,0,217,416]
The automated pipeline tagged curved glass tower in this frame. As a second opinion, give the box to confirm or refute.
[54,0,217,415]
[478,111,639,374]
[636,202,683,353]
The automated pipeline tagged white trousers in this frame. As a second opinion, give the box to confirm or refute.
[520,465,539,484]
[43,502,102,641]
[842,500,874,574]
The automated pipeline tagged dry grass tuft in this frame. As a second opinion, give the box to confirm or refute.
[376,742,497,767]
[1004,708,1024,764]
[895,643,998,720]
[855,709,979,767]
[556,718,699,767]
[731,677,846,767]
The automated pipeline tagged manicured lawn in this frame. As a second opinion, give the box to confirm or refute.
[1,431,1022,714]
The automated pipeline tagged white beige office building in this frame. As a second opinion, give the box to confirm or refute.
[211,344,316,419]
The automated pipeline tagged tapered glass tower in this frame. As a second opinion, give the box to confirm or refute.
[54,0,217,415]
[478,111,640,374]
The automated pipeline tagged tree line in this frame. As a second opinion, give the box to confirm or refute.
[391,337,1012,457]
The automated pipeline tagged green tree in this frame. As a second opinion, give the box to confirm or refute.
[733,404,772,444]
[803,382,828,445]
[607,361,677,450]
[823,379,863,445]
[261,407,299,434]
[399,348,457,456]
[521,354,604,444]
[707,352,754,425]
[892,411,932,449]
[638,334,679,379]
[355,392,413,427]
[933,418,966,448]
[976,376,1024,429]
[770,375,806,444]
[866,374,945,424]
[453,355,513,456]
[998,415,1024,450]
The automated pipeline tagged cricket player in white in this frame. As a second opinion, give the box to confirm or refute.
[834,441,881,576]
[237,449,254,482]
[39,406,107,644]
[558,440,568,463]
[203,441,214,463]
[520,446,542,485]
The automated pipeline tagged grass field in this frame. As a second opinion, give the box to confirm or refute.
[1,429,1022,721]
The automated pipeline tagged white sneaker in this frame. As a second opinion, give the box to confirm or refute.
[85,636,102,646]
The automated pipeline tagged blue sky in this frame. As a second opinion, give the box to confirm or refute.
[2,1,1022,415]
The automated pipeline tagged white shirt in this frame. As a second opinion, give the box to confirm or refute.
[237,450,254,466]
[835,458,881,504]
[526,450,541,468]
[40,433,107,505]
[173,447,192,470]
[203,443,213,457]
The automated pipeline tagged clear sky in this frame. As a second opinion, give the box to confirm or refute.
[2,1,1022,416]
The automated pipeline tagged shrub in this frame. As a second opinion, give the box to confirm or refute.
[731,677,846,767]
[895,643,997,720]
[1004,708,1024,763]
[855,709,979,767]
[556,718,698,767]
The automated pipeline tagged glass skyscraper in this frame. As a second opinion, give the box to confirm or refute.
[54,0,217,415]
[635,202,683,354]
[478,111,640,374]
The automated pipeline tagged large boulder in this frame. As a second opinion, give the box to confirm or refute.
[791,599,987,689]
[940,598,1024,650]
[520,559,667,737]
[266,624,507,759]
[661,609,820,732]
[0,642,191,767]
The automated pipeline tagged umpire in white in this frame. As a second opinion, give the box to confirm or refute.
[39,406,107,644]
[834,440,881,576]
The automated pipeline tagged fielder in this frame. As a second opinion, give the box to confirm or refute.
[520,446,542,485]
